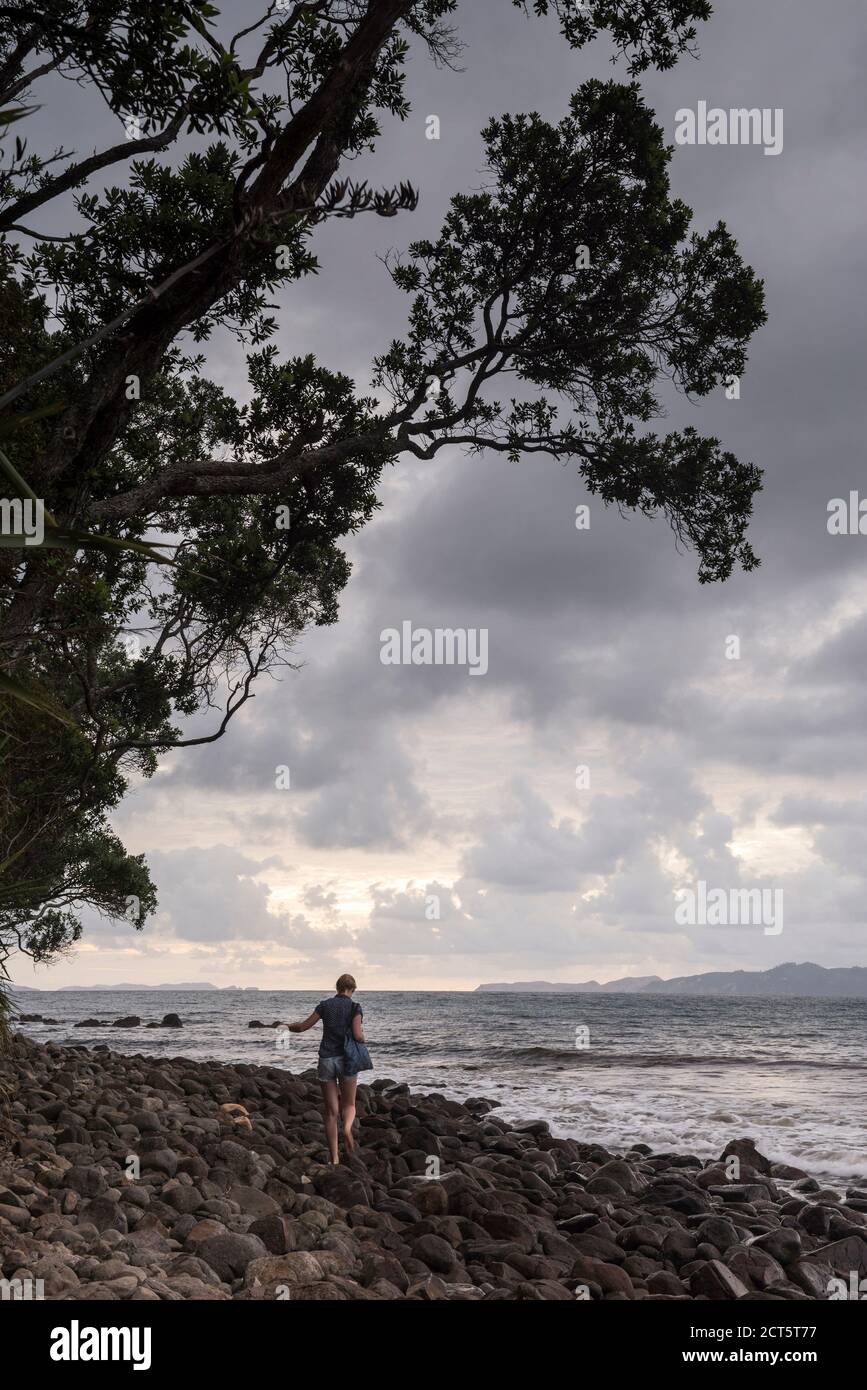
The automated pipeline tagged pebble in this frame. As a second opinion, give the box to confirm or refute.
[1,1033,864,1302]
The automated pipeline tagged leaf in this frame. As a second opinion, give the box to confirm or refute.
[0,106,36,129]
[0,533,69,548]
[0,527,181,565]
[66,530,178,563]
[63,530,216,581]
[0,502,216,580]
[0,670,76,727]
[0,400,66,439]
[0,447,59,527]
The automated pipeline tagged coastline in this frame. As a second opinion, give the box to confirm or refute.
[1,1033,865,1302]
[13,989,866,1185]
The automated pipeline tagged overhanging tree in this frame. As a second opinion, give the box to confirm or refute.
[0,0,762,979]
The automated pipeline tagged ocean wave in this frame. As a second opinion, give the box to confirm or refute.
[501,1045,867,1070]
[22,1020,864,1073]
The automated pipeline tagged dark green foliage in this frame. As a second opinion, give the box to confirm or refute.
[514,1,713,73]
[376,82,765,580]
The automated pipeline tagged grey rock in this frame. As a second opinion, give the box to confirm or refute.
[197,1232,268,1281]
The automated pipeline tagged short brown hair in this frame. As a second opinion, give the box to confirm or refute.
[336,974,356,993]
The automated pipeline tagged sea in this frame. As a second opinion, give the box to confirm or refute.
[11,988,867,1185]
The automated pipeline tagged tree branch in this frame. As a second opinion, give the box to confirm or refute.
[0,111,187,231]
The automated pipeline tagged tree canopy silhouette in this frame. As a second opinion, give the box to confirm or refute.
[0,0,763,973]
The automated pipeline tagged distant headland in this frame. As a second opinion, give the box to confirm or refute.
[475,962,867,998]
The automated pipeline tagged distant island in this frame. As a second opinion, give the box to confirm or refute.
[11,982,261,993]
[476,962,867,998]
[476,975,662,995]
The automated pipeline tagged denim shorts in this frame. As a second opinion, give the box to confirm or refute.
[317,1055,346,1082]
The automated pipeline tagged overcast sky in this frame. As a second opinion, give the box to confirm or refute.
[19,1,867,990]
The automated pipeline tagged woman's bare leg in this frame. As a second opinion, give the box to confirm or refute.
[338,1074,358,1154]
[320,1080,340,1163]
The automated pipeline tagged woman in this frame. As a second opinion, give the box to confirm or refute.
[286,974,365,1165]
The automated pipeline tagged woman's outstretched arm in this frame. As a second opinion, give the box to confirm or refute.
[287,1011,321,1033]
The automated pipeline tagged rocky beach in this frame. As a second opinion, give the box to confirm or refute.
[1,1031,866,1303]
